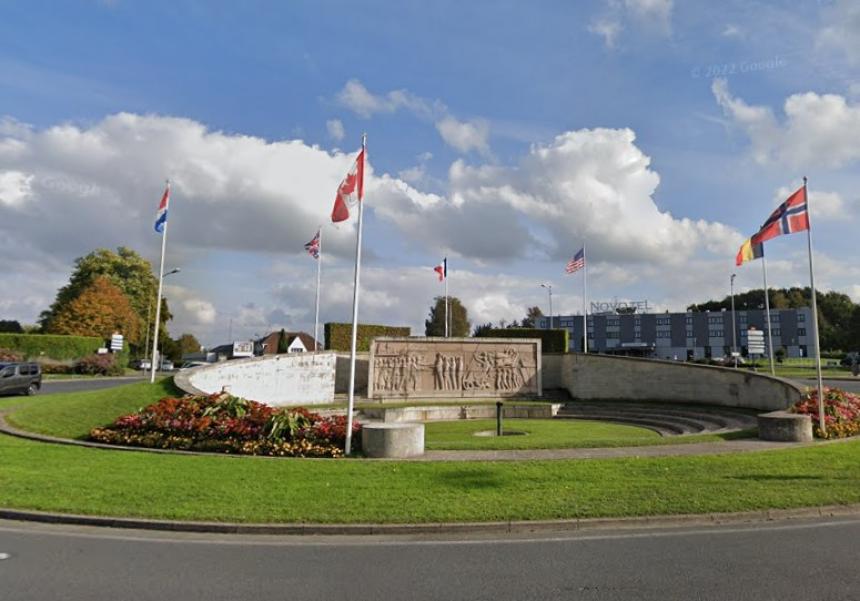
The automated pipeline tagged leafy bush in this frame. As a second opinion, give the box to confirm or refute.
[89,392,361,457]
[75,353,124,376]
[476,328,568,353]
[325,323,411,352]
[0,333,105,361]
[0,348,23,362]
[793,387,860,439]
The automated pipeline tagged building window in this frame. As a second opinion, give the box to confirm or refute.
[708,317,723,325]
[606,318,619,326]
[709,329,724,337]
[656,331,671,338]
[656,317,671,325]
[798,328,806,336]
[685,317,693,325]
[685,328,693,337]
[798,313,805,322]
[771,328,781,336]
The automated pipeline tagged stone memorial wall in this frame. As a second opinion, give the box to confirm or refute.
[368,337,541,399]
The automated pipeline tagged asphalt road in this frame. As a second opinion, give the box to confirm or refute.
[1,517,859,601]
[38,376,147,395]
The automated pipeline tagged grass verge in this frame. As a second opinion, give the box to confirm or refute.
[2,380,858,524]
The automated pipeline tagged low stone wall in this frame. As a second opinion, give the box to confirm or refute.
[555,353,802,411]
[176,352,337,406]
[360,403,561,423]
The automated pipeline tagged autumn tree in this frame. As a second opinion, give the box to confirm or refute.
[177,333,202,356]
[425,296,470,337]
[40,247,171,347]
[49,276,141,343]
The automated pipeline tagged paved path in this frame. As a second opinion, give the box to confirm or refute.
[1,516,859,600]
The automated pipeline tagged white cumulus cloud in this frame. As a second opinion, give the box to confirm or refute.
[326,119,345,141]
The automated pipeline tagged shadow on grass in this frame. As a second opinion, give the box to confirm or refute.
[434,468,506,490]
[729,474,824,481]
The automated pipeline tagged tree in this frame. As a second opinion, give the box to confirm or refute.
[277,329,289,353]
[40,247,171,347]
[48,276,141,342]
[0,320,23,333]
[425,296,470,337]
[472,322,493,337]
[521,306,544,328]
[177,333,202,356]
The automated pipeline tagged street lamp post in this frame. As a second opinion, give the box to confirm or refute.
[541,283,553,329]
[730,273,737,368]
[146,268,180,372]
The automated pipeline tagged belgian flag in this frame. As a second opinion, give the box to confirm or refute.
[736,237,764,266]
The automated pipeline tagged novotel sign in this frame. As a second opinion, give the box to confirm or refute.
[590,300,651,314]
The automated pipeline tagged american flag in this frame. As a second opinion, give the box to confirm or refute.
[565,248,585,274]
[304,229,320,259]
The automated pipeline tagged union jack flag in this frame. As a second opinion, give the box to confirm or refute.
[304,229,320,259]
[752,186,809,245]
[565,248,585,274]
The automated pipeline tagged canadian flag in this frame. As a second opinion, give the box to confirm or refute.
[331,149,365,223]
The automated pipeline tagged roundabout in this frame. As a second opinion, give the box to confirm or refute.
[0,374,859,529]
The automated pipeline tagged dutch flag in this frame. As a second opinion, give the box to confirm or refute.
[154,184,169,233]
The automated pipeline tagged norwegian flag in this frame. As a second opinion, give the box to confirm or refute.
[752,186,809,244]
[331,148,366,223]
[565,247,585,274]
[304,229,320,259]
[434,258,447,281]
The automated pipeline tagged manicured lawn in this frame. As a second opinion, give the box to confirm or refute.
[2,380,858,524]
[424,418,658,450]
[5,378,180,439]
[423,419,754,450]
[0,432,858,523]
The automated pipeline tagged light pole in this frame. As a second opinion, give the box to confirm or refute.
[145,268,180,371]
[730,273,737,367]
[541,283,553,329]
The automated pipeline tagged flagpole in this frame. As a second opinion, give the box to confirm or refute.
[150,180,169,384]
[582,242,588,353]
[804,176,826,435]
[314,227,322,352]
[344,135,366,456]
[444,258,449,338]
[761,248,775,376]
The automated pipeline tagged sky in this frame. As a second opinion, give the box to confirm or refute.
[1,0,859,346]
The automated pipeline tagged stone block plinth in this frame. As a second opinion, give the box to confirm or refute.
[361,422,425,458]
[758,411,813,442]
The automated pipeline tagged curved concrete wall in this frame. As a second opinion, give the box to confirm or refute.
[543,353,802,411]
[176,352,337,406]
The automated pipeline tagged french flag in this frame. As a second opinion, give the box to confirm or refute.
[154,184,169,233]
[434,258,447,282]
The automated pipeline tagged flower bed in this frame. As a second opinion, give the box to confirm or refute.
[792,386,860,439]
[89,392,360,457]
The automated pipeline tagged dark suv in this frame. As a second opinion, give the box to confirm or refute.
[0,362,42,396]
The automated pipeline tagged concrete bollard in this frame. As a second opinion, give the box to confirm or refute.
[361,422,425,458]
[757,411,813,442]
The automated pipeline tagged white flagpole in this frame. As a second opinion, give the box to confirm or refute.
[761,248,775,376]
[444,258,449,338]
[582,243,588,353]
[150,180,169,384]
[344,135,366,456]
[314,227,322,352]
[804,176,826,435]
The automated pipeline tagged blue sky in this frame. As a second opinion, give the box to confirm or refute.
[1,1,858,344]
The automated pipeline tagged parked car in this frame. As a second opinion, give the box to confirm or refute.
[178,361,207,371]
[133,359,152,371]
[0,362,42,396]
[159,360,175,372]
[840,352,859,367]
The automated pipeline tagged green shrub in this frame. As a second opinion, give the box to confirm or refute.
[476,328,569,353]
[324,323,411,352]
[0,333,105,361]
[75,354,124,376]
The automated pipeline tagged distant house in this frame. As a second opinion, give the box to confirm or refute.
[254,331,319,355]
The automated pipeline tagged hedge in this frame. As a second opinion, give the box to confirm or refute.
[477,328,569,353]
[324,323,411,352]
[0,333,128,364]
